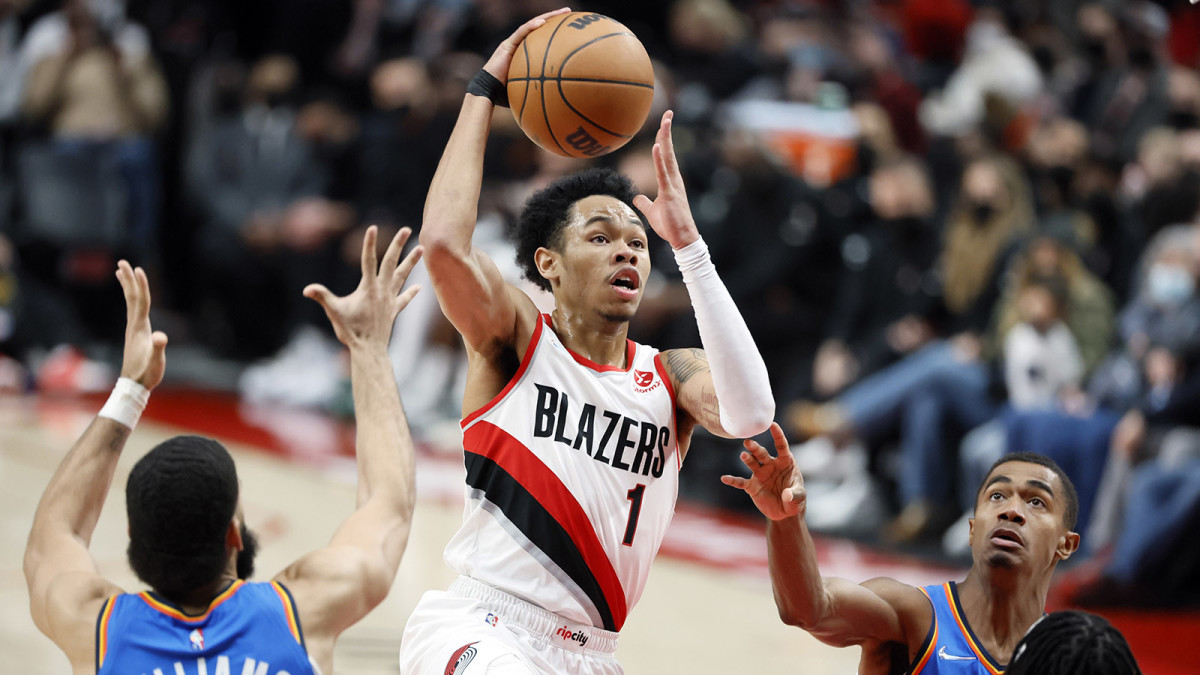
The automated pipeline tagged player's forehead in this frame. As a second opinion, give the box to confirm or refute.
[567,195,644,231]
[982,461,1060,497]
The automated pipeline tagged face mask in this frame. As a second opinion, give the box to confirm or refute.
[1147,264,1195,306]
[970,202,996,224]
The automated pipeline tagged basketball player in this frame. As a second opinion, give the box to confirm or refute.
[1007,611,1140,674]
[723,424,1080,674]
[398,8,774,675]
[24,226,423,674]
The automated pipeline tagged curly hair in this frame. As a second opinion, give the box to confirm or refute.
[126,435,240,603]
[1008,611,1140,674]
[515,167,647,292]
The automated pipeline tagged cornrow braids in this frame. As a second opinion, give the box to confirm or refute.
[1008,611,1141,675]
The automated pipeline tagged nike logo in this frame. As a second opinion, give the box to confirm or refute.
[938,646,976,662]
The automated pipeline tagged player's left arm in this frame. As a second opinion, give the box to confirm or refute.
[24,261,166,665]
[636,111,774,440]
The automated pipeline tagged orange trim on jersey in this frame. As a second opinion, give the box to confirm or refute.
[270,582,303,644]
[547,314,636,373]
[944,582,1004,675]
[97,595,117,668]
[138,579,245,623]
[461,314,545,428]
[909,587,938,674]
[653,353,682,470]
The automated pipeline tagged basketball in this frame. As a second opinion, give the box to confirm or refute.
[507,12,654,158]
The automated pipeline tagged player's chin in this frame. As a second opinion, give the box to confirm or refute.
[983,549,1022,569]
[600,308,636,324]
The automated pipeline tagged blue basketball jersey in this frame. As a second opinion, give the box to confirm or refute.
[96,580,315,675]
[907,582,1005,674]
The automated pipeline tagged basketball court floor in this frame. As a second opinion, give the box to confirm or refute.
[2,390,1195,674]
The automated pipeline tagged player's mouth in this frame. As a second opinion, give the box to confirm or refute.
[989,526,1024,550]
[609,267,640,300]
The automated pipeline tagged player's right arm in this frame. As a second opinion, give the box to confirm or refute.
[722,424,930,653]
[419,8,570,351]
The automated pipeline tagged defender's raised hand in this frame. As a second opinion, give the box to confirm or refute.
[115,260,168,390]
[482,7,572,82]
[632,111,700,250]
[304,226,422,351]
[721,423,806,521]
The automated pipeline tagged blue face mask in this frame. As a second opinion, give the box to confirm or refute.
[1147,264,1195,307]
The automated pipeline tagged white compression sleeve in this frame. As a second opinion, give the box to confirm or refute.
[674,238,774,437]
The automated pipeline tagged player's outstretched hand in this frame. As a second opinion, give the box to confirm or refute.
[304,226,422,352]
[632,111,700,251]
[482,7,572,83]
[721,422,806,521]
[116,260,168,390]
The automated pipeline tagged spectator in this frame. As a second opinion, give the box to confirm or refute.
[185,53,330,358]
[19,0,168,253]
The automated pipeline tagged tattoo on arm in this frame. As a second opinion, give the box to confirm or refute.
[665,348,709,385]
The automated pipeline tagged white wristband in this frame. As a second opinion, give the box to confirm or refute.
[98,377,150,429]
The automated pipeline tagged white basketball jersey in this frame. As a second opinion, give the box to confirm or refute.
[445,314,681,633]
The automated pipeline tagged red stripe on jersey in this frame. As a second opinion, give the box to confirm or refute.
[653,353,681,470]
[464,421,629,629]
[462,316,545,428]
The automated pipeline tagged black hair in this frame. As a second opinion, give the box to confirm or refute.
[1008,611,1141,674]
[126,436,240,603]
[514,167,646,292]
[977,452,1079,531]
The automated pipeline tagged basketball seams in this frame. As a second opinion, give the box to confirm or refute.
[539,13,572,156]
[555,32,647,83]
[508,76,654,89]
[554,80,638,139]
[517,39,532,125]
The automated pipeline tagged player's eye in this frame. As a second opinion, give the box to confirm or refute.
[630,239,645,249]
[990,491,1004,501]
[1029,497,1045,508]
[591,234,608,244]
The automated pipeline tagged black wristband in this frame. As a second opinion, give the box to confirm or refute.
[466,69,510,108]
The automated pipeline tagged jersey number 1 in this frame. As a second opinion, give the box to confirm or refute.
[622,484,646,546]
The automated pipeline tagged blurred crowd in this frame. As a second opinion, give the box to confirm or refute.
[2,0,1199,608]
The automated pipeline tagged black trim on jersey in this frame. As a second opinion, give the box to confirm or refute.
[949,582,1005,672]
[95,595,114,672]
[464,451,617,631]
[903,598,937,675]
[276,581,308,652]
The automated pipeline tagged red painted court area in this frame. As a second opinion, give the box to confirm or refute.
[122,388,1200,673]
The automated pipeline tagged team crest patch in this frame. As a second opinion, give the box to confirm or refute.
[188,628,204,650]
[633,369,660,393]
[445,642,479,675]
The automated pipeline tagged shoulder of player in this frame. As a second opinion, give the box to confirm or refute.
[657,347,709,386]
[41,574,121,667]
[861,577,934,648]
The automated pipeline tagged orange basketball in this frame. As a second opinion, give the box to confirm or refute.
[507,12,654,158]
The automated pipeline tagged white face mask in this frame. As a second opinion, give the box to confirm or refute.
[1146,263,1195,307]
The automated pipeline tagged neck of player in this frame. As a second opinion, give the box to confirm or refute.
[958,566,1051,660]
[551,306,631,368]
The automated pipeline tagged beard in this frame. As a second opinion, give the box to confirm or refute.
[237,523,259,579]
[600,310,634,323]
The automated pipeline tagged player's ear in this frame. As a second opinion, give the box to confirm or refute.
[226,518,244,551]
[534,246,558,285]
[1056,530,1080,561]
[967,517,975,547]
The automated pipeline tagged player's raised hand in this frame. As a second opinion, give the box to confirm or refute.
[632,111,700,250]
[116,260,168,390]
[304,226,422,352]
[482,7,572,82]
[721,423,806,521]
